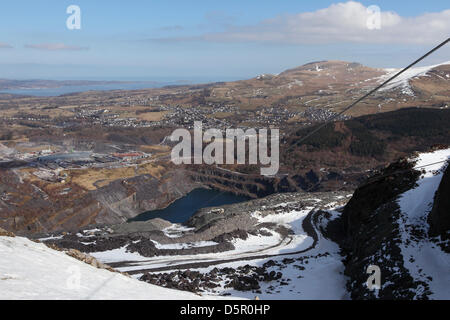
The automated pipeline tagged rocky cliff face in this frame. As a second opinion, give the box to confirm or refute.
[337,148,450,299]
[339,159,422,299]
[1,155,298,234]
[93,169,204,225]
[0,168,203,234]
[187,166,300,198]
[0,163,297,234]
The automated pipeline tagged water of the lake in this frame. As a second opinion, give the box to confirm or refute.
[0,82,169,97]
[130,188,250,223]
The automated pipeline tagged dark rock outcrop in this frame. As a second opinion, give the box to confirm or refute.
[428,165,450,241]
[338,158,429,299]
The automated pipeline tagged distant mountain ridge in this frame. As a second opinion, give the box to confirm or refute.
[0,79,140,90]
[137,59,450,119]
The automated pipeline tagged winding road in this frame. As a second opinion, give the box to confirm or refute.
[110,208,321,274]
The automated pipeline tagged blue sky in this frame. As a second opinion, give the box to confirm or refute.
[0,1,449,80]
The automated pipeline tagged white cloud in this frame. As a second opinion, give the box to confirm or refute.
[154,1,450,45]
[25,43,89,51]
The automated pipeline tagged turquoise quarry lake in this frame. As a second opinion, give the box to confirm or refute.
[130,188,250,223]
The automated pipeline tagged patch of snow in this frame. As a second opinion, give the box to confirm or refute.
[151,240,219,250]
[231,228,284,253]
[89,245,150,263]
[83,228,102,233]
[162,224,195,238]
[38,235,64,241]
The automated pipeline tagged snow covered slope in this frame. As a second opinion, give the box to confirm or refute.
[379,61,450,95]
[396,148,450,299]
[0,235,224,300]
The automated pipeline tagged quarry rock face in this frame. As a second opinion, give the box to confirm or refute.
[340,159,423,299]
[339,147,450,299]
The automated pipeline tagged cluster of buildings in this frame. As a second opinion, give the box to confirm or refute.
[301,107,350,122]
[0,144,151,171]
[254,107,299,125]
